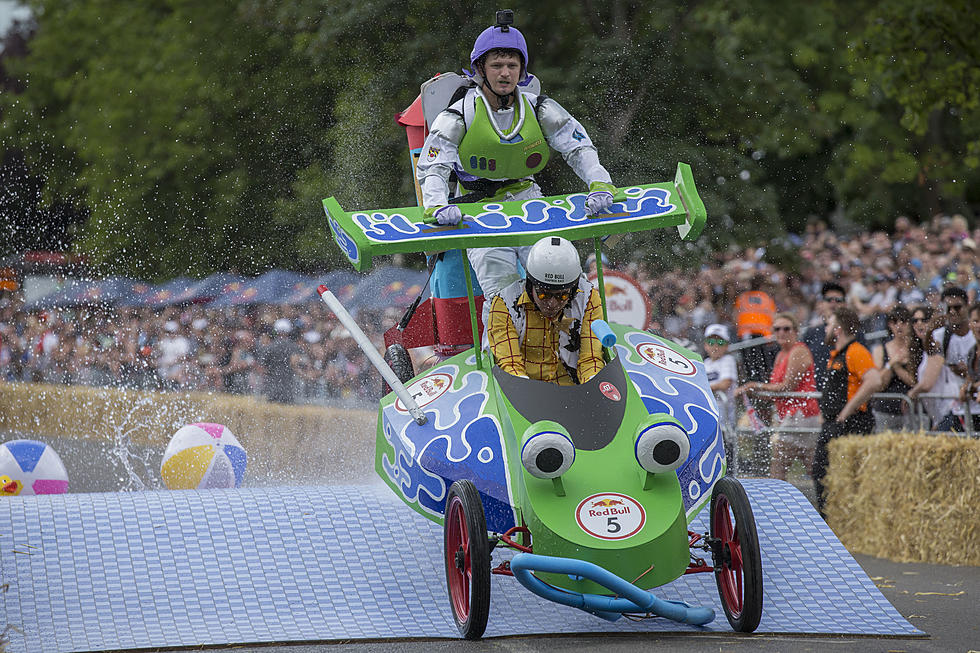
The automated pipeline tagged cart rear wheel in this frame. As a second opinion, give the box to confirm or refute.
[710,476,763,633]
[382,343,414,397]
[444,480,490,640]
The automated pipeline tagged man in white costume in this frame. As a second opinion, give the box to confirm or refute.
[416,11,616,296]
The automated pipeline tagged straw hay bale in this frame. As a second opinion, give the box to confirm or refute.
[825,431,980,566]
[0,381,376,481]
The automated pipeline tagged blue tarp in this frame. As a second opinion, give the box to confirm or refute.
[164,272,245,306]
[285,270,361,305]
[137,276,197,308]
[24,268,431,310]
[26,277,142,310]
[208,269,317,307]
[347,265,429,312]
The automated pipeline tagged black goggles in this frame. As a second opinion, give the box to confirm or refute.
[532,285,575,302]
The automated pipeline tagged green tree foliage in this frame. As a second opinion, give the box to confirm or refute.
[1,1,333,278]
[849,0,980,216]
[1,0,977,277]
[0,17,89,258]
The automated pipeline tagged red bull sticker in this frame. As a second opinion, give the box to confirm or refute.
[587,270,651,329]
[599,381,621,401]
[394,372,453,413]
[636,342,697,376]
[575,492,645,540]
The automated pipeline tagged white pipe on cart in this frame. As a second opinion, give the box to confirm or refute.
[317,285,427,426]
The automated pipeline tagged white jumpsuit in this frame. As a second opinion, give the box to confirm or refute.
[416,86,612,296]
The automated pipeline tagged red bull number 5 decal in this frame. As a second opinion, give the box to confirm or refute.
[575,492,646,540]
[394,373,453,412]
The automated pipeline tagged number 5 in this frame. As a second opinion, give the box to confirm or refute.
[607,516,621,533]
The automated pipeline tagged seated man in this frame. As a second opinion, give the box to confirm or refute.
[486,236,604,385]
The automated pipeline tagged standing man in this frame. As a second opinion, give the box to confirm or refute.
[734,274,777,343]
[416,12,616,296]
[734,274,778,425]
[812,307,881,516]
[802,281,847,392]
[486,236,604,385]
[933,287,977,430]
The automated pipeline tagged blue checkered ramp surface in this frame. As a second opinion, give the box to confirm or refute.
[0,479,921,652]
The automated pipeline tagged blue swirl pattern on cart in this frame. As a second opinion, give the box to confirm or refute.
[328,216,360,264]
[378,362,515,532]
[353,187,675,244]
[617,330,725,518]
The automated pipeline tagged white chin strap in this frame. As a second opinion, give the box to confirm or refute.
[476,84,525,141]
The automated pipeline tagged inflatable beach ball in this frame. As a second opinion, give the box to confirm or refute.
[160,423,247,490]
[0,439,69,496]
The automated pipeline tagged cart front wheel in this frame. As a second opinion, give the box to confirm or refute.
[444,480,490,639]
[710,475,763,633]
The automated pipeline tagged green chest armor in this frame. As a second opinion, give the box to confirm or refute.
[457,92,551,180]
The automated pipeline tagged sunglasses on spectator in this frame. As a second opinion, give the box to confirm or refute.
[772,325,794,333]
[947,303,966,313]
[823,295,845,303]
[705,337,728,345]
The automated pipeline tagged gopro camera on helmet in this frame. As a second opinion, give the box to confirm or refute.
[495,9,514,31]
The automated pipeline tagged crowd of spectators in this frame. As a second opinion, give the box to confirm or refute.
[0,297,397,406]
[625,213,979,349]
[1,212,978,414]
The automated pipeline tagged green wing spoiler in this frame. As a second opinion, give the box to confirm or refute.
[323,161,707,272]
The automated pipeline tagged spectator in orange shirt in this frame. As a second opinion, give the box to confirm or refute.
[812,306,881,515]
[734,275,779,415]
[734,275,776,340]
[486,236,604,385]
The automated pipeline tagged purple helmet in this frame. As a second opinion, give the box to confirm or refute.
[470,25,529,81]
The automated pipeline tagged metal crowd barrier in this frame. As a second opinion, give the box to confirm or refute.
[721,390,976,439]
[726,329,890,353]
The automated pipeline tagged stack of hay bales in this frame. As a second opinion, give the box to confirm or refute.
[0,382,376,483]
[825,431,980,566]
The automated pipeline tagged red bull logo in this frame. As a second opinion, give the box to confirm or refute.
[588,497,629,517]
[575,492,646,540]
[382,281,405,297]
[394,372,454,413]
[599,381,621,402]
[591,498,624,508]
[636,342,697,376]
[589,270,651,329]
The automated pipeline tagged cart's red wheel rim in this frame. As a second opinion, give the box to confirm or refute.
[713,494,745,616]
[446,495,471,621]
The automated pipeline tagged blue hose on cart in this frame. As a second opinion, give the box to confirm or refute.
[509,553,715,625]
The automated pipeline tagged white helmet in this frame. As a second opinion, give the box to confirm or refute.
[526,236,582,290]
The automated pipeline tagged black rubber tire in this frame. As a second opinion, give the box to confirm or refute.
[381,343,414,397]
[710,475,764,633]
[443,479,491,640]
